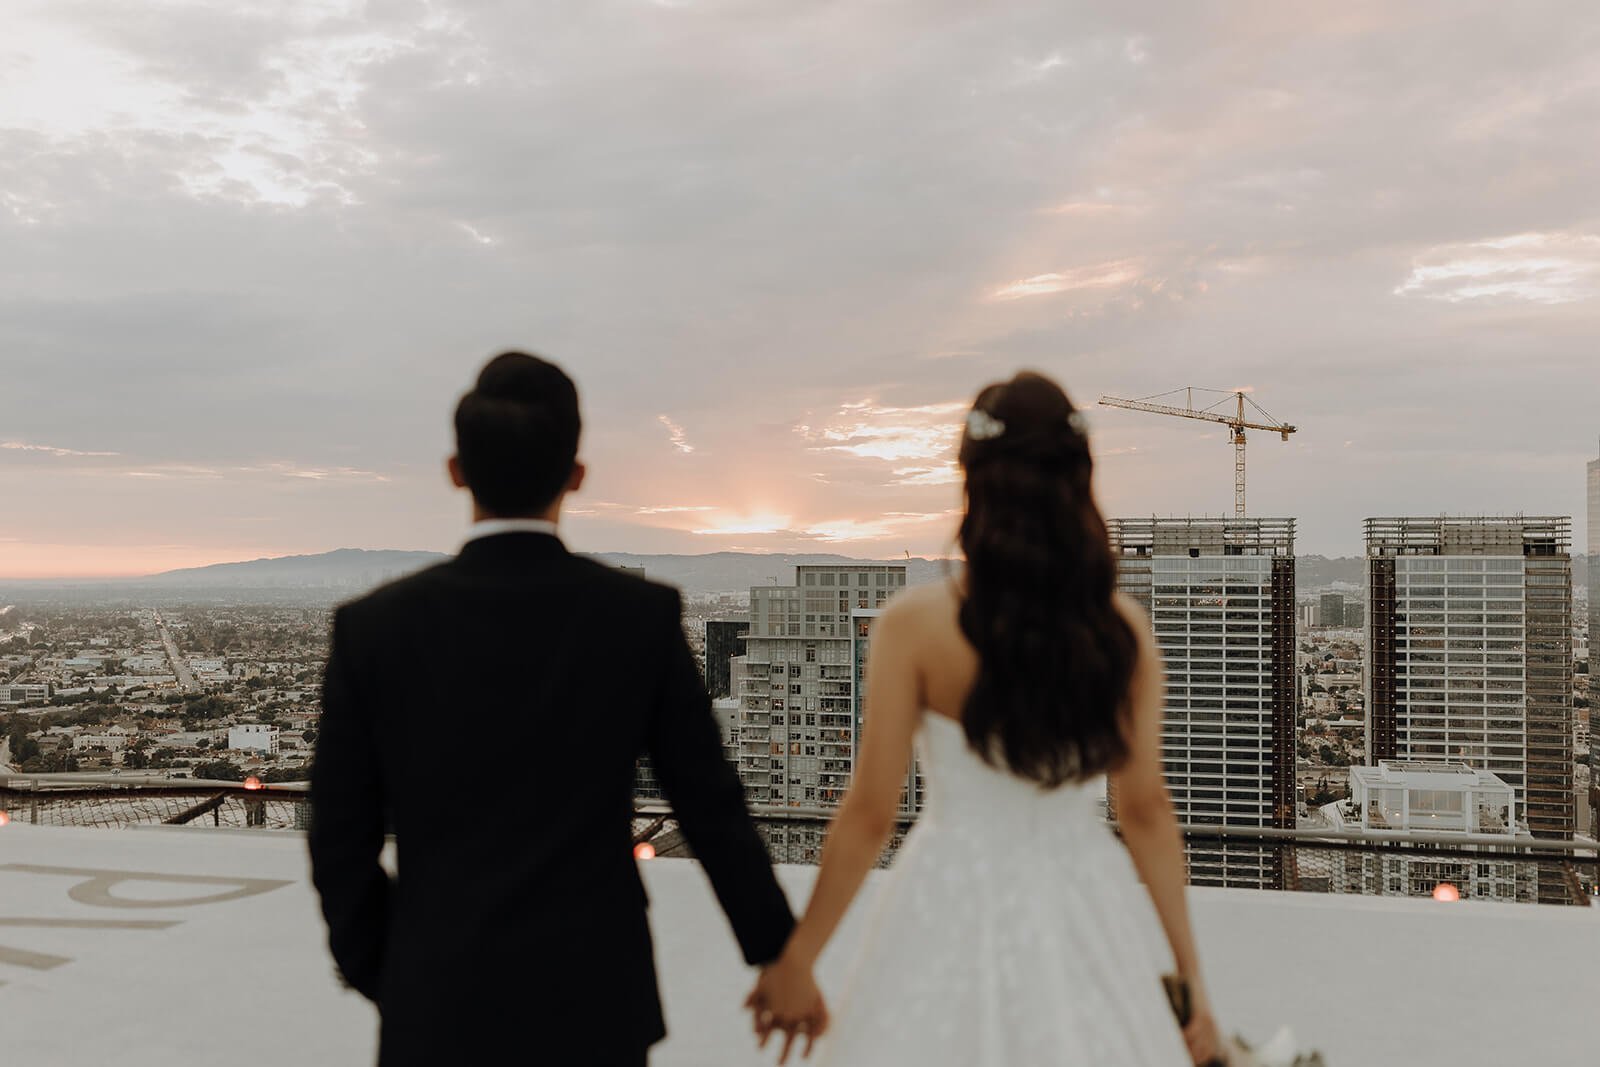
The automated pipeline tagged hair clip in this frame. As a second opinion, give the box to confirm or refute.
[966,409,1006,441]
[1066,410,1088,435]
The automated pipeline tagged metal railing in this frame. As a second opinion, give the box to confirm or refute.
[0,776,309,831]
[4,779,1594,906]
[635,802,1599,907]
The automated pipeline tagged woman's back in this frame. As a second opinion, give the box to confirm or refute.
[809,582,1188,1066]
[880,580,1136,846]
[747,372,1217,1066]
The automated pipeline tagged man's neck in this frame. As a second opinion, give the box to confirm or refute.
[472,505,560,525]
[463,514,563,547]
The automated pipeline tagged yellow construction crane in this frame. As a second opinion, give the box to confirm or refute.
[1098,387,1297,518]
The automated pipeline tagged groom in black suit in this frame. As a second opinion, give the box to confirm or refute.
[309,352,798,1065]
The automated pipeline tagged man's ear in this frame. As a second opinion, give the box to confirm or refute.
[447,455,467,489]
[569,461,586,493]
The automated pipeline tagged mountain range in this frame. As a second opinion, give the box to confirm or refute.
[138,548,958,595]
[135,547,1394,597]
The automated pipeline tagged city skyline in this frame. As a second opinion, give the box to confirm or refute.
[5,2,1600,577]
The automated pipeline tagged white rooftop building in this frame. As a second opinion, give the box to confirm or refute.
[72,726,136,753]
[227,724,280,755]
[1321,761,1535,902]
[1344,760,1520,835]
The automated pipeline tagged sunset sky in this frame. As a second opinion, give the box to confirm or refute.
[3,1,1599,578]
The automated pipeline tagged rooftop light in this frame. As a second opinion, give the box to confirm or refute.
[1433,883,1461,902]
[634,842,657,860]
[0,811,10,827]
[243,777,262,791]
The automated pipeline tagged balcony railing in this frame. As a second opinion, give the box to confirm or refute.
[631,801,1598,907]
[6,777,1593,906]
[1,775,309,831]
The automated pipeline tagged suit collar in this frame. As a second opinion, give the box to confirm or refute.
[455,529,570,568]
[463,517,561,545]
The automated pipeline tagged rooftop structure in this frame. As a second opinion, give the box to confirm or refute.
[1342,760,1519,835]
[1323,761,1536,903]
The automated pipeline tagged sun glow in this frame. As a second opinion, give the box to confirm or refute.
[690,513,793,537]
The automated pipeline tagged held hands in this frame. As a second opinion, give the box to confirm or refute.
[1182,987,1224,1067]
[745,951,829,1064]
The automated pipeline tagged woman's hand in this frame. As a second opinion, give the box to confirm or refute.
[745,952,829,1064]
[1182,987,1223,1066]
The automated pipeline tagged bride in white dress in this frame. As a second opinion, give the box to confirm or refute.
[747,372,1222,1066]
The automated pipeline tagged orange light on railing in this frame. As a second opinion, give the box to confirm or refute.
[0,811,10,827]
[1433,883,1460,902]
[634,842,657,860]
[243,777,263,791]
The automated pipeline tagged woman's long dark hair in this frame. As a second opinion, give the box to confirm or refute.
[957,371,1138,786]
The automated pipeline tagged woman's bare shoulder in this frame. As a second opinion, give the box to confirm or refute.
[881,578,962,629]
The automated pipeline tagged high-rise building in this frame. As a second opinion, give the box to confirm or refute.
[734,564,907,809]
[1109,518,1297,889]
[852,609,926,813]
[1344,601,1365,629]
[633,696,741,803]
[703,619,748,700]
[1363,516,1574,871]
[1588,442,1600,832]
[1320,593,1346,628]
[731,565,911,862]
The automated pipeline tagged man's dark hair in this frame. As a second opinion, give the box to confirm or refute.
[454,352,581,516]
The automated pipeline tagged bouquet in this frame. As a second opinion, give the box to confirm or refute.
[1163,975,1326,1067]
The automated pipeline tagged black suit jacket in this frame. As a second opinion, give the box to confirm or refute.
[309,532,794,1064]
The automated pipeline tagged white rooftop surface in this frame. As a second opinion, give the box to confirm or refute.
[3,823,1596,1065]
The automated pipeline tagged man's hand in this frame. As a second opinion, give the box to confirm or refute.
[745,953,829,1064]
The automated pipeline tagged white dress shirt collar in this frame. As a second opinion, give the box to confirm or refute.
[463,517,562,548]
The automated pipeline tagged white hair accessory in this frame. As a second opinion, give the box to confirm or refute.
[1066,410,1088,434]
[966,408,1006,441]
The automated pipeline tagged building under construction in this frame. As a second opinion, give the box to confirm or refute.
[1362,516,1574,903]
[1108,517,1298,890]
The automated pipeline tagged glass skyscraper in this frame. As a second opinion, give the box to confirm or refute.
[1588,444,1600,833]
[1109,517,1297,890]
[1363,516,1573,903]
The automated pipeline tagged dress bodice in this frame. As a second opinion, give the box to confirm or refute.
[814,712,1189,1065]
[915,712,1108,849]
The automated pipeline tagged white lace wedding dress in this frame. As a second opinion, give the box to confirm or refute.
[816,712,1191,1065]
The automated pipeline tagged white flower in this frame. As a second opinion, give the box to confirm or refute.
[966,409,1006,441]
